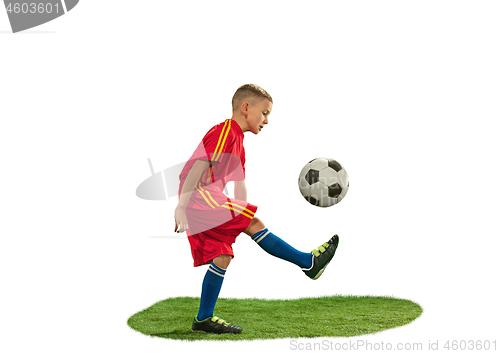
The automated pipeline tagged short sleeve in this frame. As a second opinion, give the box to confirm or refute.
[202,121,237,164]
[185,120,245,186]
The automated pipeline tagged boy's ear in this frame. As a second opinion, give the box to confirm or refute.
[241,101,249,117]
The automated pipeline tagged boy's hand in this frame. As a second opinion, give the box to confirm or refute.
[174,205,189,233]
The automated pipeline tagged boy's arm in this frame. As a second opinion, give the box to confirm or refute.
[234,180,247,202]
[174,159,210,233]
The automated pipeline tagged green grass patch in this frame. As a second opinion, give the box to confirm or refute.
[127,295,422,341]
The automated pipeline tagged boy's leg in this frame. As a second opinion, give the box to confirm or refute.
[193,254,243,334]
[196,255,230,322]
[244,217,313,269]
[244,217,339,280]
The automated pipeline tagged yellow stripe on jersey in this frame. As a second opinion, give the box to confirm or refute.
[221,204,254,219]
[205,190,220,208]
[197,183,215,209]
[226,202,255,215]
[213,120,229,162]
[222,202,255,219]
[196,183,254,220]
[214,120,231,162]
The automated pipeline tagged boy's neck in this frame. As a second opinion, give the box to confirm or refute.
[230,115,248,133]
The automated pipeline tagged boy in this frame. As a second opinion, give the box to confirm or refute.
[174,84,339,334]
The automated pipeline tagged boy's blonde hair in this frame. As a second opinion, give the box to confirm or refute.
[232,84,273,111]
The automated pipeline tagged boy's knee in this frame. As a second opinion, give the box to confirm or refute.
[244,217,266,236]
[212,255,232,269]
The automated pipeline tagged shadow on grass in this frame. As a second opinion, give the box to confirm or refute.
[128,295,423,341]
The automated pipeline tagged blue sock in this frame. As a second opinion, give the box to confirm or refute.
[251,228,313,269]
[196,262,226,322]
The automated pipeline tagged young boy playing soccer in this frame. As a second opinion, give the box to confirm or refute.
[174,84,339,334]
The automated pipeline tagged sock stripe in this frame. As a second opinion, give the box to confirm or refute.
[251,228,270,244]
[207,268,224,277]
[251,228,266,240]
[208,262,226,278]
[255,230,270,244]
[211,262,226,274]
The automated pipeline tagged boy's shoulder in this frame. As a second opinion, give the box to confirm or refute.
[203,119,242,143]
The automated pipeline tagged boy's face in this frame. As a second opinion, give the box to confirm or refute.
[245,98,272,135]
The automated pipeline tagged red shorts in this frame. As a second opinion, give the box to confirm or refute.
[182,184,258,267]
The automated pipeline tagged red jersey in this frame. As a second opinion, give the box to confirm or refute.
[179,119,246,193]
[178,119,258,267]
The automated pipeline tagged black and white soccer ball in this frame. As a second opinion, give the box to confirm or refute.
[298,157,349,207]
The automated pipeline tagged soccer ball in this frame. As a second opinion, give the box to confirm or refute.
[298,157,349,207]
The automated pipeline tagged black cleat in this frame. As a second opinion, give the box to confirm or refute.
[192,316,243,334]
[303,234,339,280]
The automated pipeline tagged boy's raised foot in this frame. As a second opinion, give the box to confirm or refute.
[192,316,243,334]
[303,234,339,280]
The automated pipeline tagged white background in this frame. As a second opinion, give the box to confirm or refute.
[1,1,499,353]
